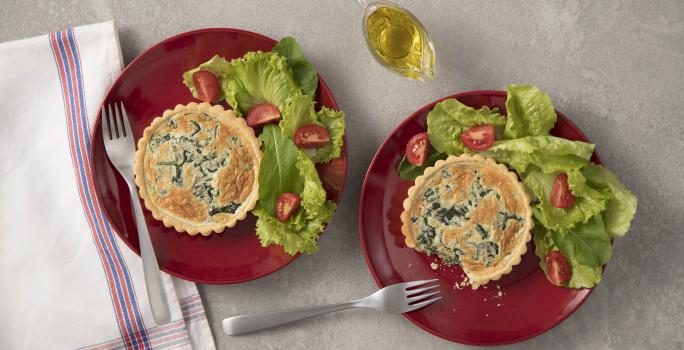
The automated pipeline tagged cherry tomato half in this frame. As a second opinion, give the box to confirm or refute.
[246,104,281,128]
[275,192,302,222]
[294,124,330,148]
[545,250,572,286]
[192,70,220,103]
[460,125,495,151]
[551,173,576,208]
[406,132,430,166]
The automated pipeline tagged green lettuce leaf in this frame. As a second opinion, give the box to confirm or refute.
[481,136,595,174]
[258,124,304,216]
[255,124,336,254]
[183,52,300,116]
[280,94,346,163]
[272,37,318,98]
[253,149,337,254]
[295,150,330,221]
[533,225,603,289]
[280,93,317,136]
[524,169,610,231]
[566,263,603,289]
[550,215,612,267]
[396,150,447,181]
[581,164,637,237]
[427,98,506,155]
[254,204,335,255]
[504,84,557,139]
[307,107,346,163]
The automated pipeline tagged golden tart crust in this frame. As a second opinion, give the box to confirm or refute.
[400,154,533,288]
[134,102,262,236]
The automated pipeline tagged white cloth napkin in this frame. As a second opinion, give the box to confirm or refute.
[0,21,215,350]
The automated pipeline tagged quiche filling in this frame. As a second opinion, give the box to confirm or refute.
[135,103,262,235]
[401,155,532,288]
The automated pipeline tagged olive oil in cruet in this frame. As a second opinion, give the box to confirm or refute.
[361,1,435,82]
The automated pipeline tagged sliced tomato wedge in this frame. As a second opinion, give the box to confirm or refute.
[275,192,301,222]
[294,124,330,148]
[551,173,576,208]
[192,70,220,103]
[405,132,430,165]
[460,125,495,151]
[246,104,281,128]
[545,250,572,286]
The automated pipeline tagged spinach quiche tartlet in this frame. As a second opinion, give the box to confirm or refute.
[134,102,262,236]
[400,154,533,288]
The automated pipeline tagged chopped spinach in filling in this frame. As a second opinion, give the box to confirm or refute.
[496,212,523,231]
[209,202,241,216]
[416,223,436,246]
[475,223,489,240]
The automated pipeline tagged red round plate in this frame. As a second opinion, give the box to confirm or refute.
[91,28,348,284]
[358,91,601,345]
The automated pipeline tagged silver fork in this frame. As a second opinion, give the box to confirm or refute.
[101,102,171,325]
[222,279,441,335]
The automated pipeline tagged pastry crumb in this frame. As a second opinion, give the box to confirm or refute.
[453,276,470,289]
[496,285,500,290]
[408,263,412,268]
[485,313,489,317]
[430,262,439,270]
[497,291,503,297]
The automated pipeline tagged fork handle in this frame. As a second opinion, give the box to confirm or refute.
[222,300,360,335]
[126,180,171,325]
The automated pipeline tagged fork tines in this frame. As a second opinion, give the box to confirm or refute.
[404,279,442,310]
[101,102,131,140]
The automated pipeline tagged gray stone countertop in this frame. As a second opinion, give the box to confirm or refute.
[3,0,683,349]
